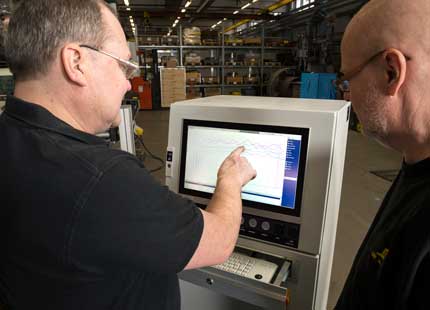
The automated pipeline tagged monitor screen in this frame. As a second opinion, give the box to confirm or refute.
[179,119,309,217]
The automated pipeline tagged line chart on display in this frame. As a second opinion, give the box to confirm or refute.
[185,126,294,198]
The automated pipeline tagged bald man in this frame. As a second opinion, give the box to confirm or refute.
[336,0,430,309]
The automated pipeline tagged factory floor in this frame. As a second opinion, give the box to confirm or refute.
[135,109,403,310]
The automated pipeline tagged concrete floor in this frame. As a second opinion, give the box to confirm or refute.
[135,109,403,310]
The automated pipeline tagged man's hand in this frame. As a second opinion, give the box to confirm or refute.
[217,146,257,189]
[185,146,257,270]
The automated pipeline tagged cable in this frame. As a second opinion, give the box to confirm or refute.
[130,100,164,174]
[135,134,165,174]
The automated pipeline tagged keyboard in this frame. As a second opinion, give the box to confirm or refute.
[212,252,278,284]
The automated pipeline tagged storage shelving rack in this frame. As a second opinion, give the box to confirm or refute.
[137,25,294,97]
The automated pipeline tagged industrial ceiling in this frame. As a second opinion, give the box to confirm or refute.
[116,0,292,37]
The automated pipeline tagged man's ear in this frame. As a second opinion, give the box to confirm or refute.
[383,48,407,96]
[61,44,88,87]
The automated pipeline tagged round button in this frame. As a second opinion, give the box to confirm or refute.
[249,218,258,228]
[255,274,263,280]
[261,221,271,231]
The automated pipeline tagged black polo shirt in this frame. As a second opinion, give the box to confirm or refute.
[336,159,430,310]
[0,96,203,310]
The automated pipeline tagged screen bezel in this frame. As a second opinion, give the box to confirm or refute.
[179,119,309,217]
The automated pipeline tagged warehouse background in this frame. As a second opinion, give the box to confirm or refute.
[114,0,367,113]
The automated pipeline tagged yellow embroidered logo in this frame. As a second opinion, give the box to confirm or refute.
[371,248,390,266]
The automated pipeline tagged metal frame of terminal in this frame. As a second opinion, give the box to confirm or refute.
[166,96,350,310]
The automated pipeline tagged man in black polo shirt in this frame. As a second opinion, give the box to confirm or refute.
[0,1,256,309]
[336,0,430,309]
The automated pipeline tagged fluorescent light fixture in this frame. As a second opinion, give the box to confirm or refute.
[185,1,192,8]
[124,0,129,6]
[241,3,251,10]
[233,10,239,14]
[181,8,186,13]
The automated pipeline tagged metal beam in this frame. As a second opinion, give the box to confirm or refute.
[224,0,295,33]
[196,0,216,13]
[119,11,277,21]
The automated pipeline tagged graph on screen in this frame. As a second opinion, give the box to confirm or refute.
[183,123,304,209]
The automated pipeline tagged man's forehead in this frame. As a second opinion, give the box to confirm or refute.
[100,5,130,56]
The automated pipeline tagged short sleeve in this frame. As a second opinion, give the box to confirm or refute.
[69,155,203,274]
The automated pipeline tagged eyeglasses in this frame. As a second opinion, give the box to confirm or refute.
[79,44,139,79]
[337,49,412,83]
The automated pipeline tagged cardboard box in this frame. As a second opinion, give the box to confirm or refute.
[226,76,243,85]
[202,76,219,84]
[161,68,186,108]
[186,71,201,84]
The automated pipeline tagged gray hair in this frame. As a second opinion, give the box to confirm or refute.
[4,0,112,80]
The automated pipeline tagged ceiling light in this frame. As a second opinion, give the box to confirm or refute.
[177,16,181,20]
[233,10,239,14]
[252,0,258,3]
[126,7,131,11]
[181,8,186,13]
[223,18,227,21]
[124,0,129,6]
[216,21,222,25]
[241,3,251,10]
[185,1,192,8]
[129,16,133,20]
[211,24,217,29]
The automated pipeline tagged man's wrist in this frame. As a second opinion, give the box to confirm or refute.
[216,176,242,194]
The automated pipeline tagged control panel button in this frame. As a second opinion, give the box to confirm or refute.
[249,218,258,228]
[240,213,300,248]
[261,221,271,231]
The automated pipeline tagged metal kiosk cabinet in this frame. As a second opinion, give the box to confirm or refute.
[166,96,350,310]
